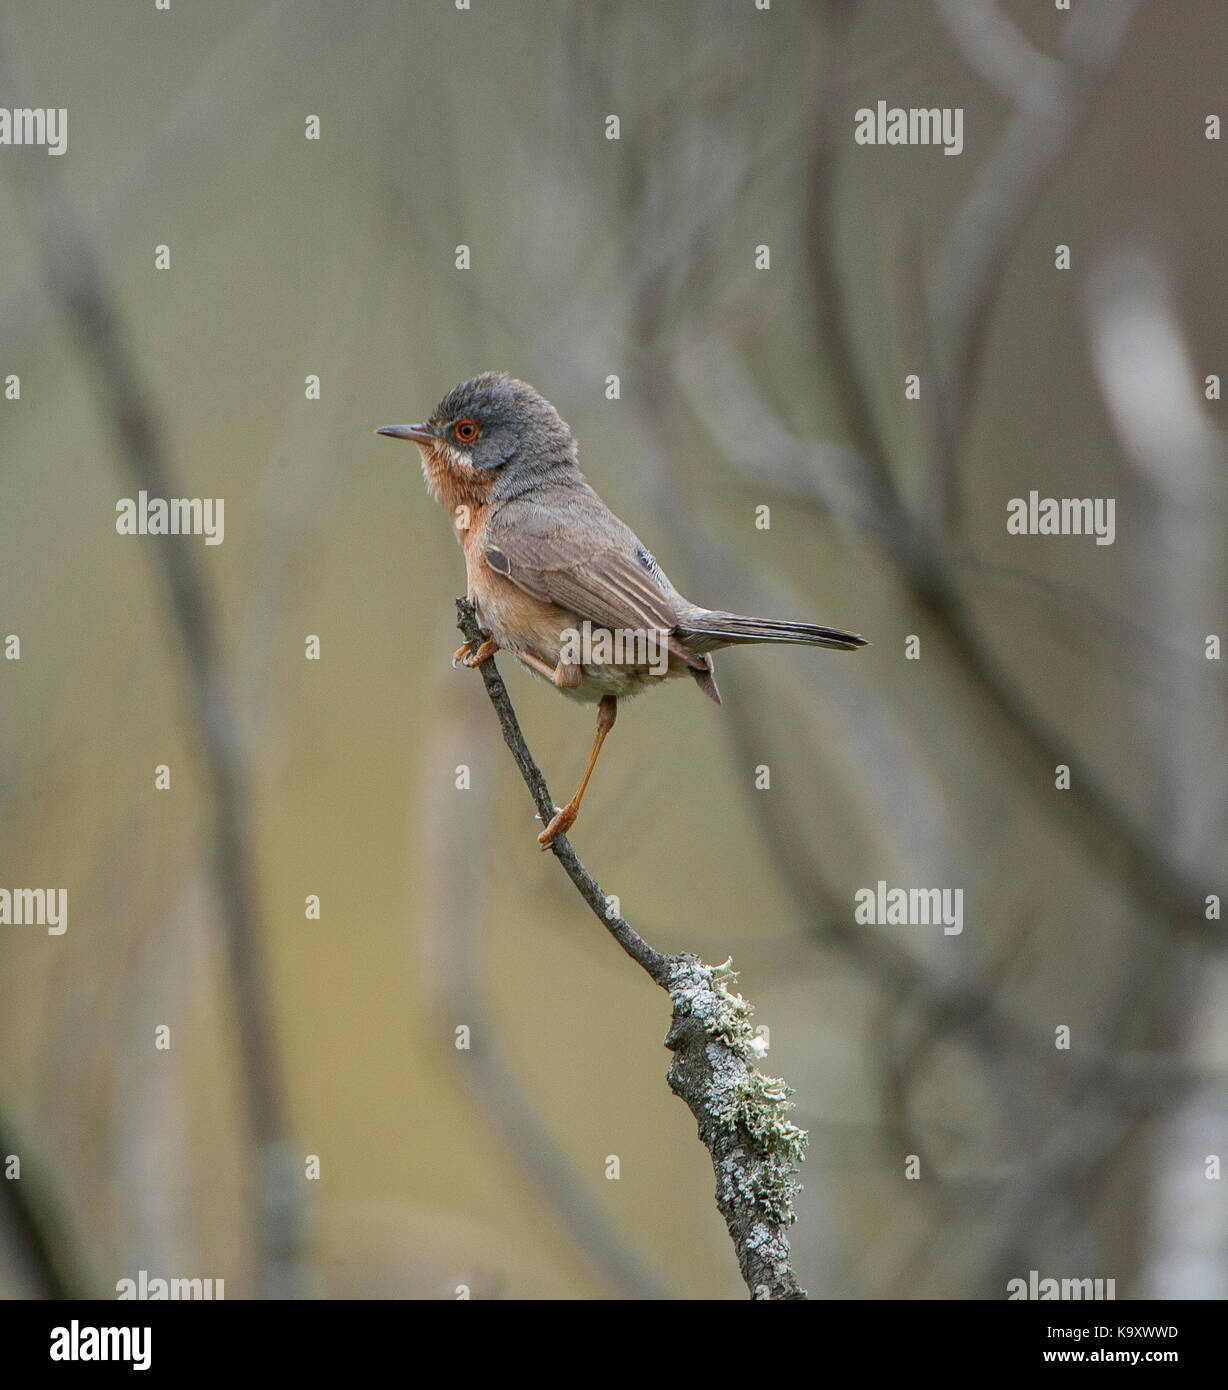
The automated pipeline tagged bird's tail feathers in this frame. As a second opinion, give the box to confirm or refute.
[680,610,867,653]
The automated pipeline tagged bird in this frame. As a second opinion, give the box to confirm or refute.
[378,373,866,847]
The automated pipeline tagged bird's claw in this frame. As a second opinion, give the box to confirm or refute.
[452,638,498,670]
[537,804,577,848]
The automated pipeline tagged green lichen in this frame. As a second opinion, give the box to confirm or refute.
[703,958,808,1225]
[726,1072,808,1163]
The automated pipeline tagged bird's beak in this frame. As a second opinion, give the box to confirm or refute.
[375,423,435,444]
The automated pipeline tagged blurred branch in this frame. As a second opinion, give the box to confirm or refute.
[801,0,1217,941]
[0,1105,83,1299]
[804,0,905,531]
[933,0,1060,112]
[416,688,671,1298]
[675,334,871,530]
[723,676,1203,1104]
[931,0,1143,455]
[0,32,302,1296]
[1083,243,1224,869]
[455,598,807,1299]
[1084,246,1227,1298]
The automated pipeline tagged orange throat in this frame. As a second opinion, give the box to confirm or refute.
[418,441,496,535]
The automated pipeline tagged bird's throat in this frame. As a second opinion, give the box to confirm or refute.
[418,441,497,535]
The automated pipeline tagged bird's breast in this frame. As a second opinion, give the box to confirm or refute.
[420,441,498,532]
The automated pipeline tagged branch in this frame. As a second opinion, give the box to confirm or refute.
[455,598,808,1299]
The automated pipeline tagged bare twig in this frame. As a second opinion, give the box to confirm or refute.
[455,598,808,1299]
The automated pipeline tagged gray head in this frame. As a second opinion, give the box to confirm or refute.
[377,373,578,479]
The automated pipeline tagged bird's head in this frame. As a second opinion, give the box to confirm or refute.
[377,373,578,504]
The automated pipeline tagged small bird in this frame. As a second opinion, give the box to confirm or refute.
[378,373,866,847]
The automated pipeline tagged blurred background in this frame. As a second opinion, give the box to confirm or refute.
[0,0,1225,1299]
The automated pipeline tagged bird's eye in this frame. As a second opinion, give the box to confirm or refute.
[454,419,481,443]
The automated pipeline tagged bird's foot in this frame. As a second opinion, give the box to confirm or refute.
[452,638,499,669]
[537,803,577,848]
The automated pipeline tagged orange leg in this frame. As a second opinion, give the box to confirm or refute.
[538,696,618,847]
[515,650,582,689]
[453,637,499,669]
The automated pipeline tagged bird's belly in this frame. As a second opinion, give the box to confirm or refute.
[557,663,672,703]
[471,571,693,703]
[470,580,573,664]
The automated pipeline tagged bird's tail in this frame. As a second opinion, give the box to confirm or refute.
[679,609,867,653]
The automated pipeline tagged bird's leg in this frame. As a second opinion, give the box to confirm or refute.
[515,651,583,689]
[453,635,499,669]
[538,695,617,847]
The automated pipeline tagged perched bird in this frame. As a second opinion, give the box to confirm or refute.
[378,373,866,846]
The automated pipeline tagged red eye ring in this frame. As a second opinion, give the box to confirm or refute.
[454,418,481,443]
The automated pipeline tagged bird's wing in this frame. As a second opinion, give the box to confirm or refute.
[482,493,682,636]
